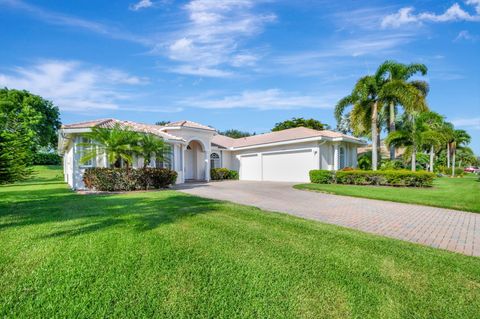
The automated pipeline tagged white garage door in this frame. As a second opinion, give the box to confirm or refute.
[262,149,315,182]
[239,154,262,181]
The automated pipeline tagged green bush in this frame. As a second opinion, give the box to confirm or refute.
[32,152,62,165]
[310,169,435,187]
[309,170,335,184]
[227,170,239,180]
[380,159,405,170]
[210,168,238,180]
[83,168,177,191]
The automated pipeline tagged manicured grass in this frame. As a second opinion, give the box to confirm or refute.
[1,166,479,318]
[295,174,480,213]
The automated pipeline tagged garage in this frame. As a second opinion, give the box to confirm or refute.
[239,154,262,181]
[239,149,316,182]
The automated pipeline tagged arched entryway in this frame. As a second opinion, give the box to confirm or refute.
[185,140,207,181]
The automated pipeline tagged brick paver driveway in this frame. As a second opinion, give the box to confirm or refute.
[175,181,480,256]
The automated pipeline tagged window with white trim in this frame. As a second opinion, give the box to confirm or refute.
[339,147,346,169]
[210,152,221,169]
[155,149,173,169]
[78,136,93,167]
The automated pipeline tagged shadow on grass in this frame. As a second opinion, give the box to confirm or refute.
[0,183,222,237]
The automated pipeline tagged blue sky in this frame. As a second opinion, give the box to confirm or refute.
[0,0,479,153]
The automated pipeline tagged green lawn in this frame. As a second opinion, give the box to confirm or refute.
[295,174,480,213]
[1,166,479,318]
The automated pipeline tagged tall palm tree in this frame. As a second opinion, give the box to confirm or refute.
[442,122,455,168]
[79,123,141,169]
[137,133,170,168]
[417,112,445,172]
[336,71,427,170]
[375,61,428,160]
[385,111,441,171]
[450,129,471,176]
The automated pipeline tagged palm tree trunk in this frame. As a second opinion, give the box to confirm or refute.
[452,149,456,177]
[447,144,450,168]
[411,147,416,172]
[371,101,378,171]
[429,145,434,172]
[389,102,396,160]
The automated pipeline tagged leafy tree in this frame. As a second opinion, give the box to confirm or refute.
[272,117,329,131]
[219,129,252,138]
[0,89,43,183]
[136,133,170,168]
[336,72,427,170]
[375,61,428,160]
[336,113,352,134]
[155,121,171,126]
[0,88,61,151]
[79,123,141,169]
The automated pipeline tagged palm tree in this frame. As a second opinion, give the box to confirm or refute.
[375,61,428,160]
[450,129,471,176]
[79,123,140,169]
[336,71,427,170]
[441,122,455,168]
[385,111,442,171]
[137,133,170,168]
[417,112,445,172]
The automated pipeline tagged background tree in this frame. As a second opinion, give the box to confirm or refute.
[0,89,43,183]
[375,61,428,160]
[79,123,141,169]
[219,129,252,138]
[155,121,171,126]
[0,88,61,151]
[272,117,329,132]
[335,113,352,134]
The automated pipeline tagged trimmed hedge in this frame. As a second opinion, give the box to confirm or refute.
[210,168,239,181]
[309,169,435,187]
[32,152,62,165]
[83,168,177,191]
[309,170,335,184]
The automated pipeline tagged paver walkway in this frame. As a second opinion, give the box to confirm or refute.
[175,181,480,257]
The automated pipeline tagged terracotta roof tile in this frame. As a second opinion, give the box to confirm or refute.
[165,120,216,131]
[212,127,364,148]
[62,119,184,141]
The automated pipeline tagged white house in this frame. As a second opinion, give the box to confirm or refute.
[58,119,366,189]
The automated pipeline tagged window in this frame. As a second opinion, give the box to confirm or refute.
[155,149,173,169]
[339,147,346,169]
[78,137,93,167]
[210,153,221,169]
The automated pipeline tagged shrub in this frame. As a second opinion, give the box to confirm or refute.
[309,170,335,184]
[453,168,464,177]
[227,170,239,180]
[210,168,238,180]
[32,152,62,165]
[310,169,435,187]
[380,159,405,170]
[83,168,177,191]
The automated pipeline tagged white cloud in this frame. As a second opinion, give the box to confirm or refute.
[169,65,233,77]
[0,60,147,112]
[455,30,479,41]
[381,2,480,28]
[452,117,480,130]
[2,0,151,45]
[130,0,153,11]
[157,0,275,76]
[179,89,334,110]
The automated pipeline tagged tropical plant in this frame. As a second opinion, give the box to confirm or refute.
[450,129,471,176]
[272,117,329,131]
[385,112,442,171]
[155,120,171,126]
[79,123,141,169]
[137,133,170,168]
[336,70,427,170]
[375,61,428,160]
